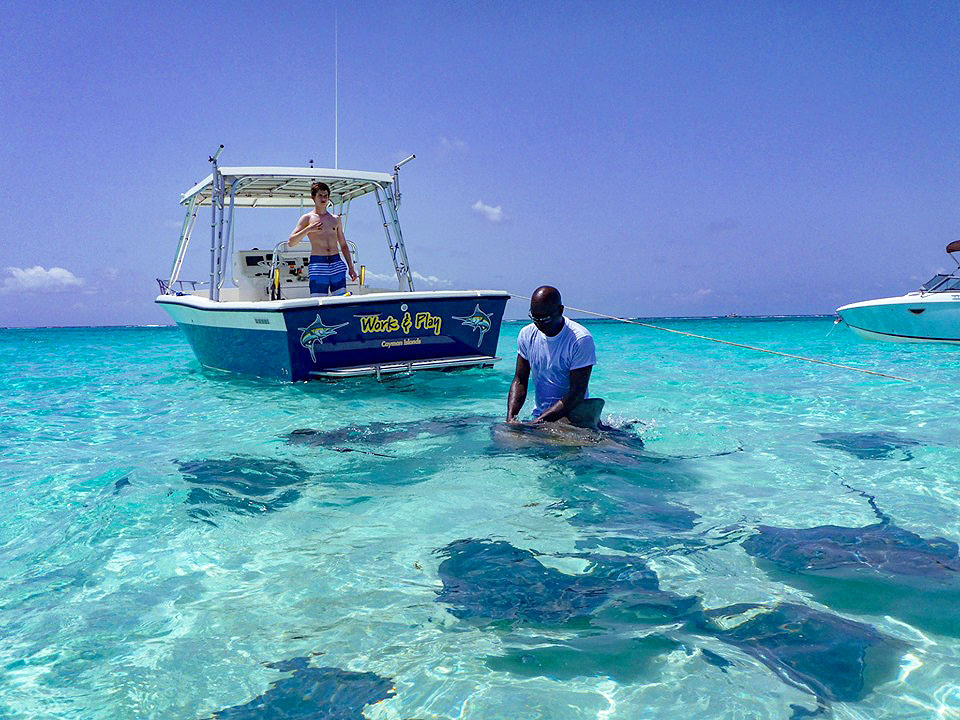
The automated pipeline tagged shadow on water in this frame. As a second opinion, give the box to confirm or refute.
[206,656,395,719]
[175,456,312,523]
[742,483,960,638]
[435,539,906,717]
[813,431,922,461]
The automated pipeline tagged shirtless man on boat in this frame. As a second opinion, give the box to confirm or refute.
[506,285,605,428]
[288,181,358,296]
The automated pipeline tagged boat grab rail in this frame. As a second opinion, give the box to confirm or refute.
[157,278,210,295]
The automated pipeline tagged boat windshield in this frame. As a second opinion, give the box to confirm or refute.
[921,273,960,293]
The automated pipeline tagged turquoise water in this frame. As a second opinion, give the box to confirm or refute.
[2,317,959,719]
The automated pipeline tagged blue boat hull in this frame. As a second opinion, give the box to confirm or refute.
[158,292,510,381]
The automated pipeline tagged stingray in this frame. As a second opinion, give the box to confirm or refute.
[742,486,960,636]
[547,482,700,534]
[489,419,646,451]
[287,414,649,453]
[175,456,311,520]
[207,657,395,719]
[485,632,682,683]
[435,539,699,629]
[542,476,705,555]
[435,538,906,713]
[285,416,493,449]
[696,602,906,707]
[814,431,921,460]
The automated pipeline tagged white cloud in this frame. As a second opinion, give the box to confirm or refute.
[472,200,504,223]
[671,288,714,302]
[439,136,468,155]
[412,271,451,286]
[363,270,451,287]
[363,271,398,284]
[2,266,84,294]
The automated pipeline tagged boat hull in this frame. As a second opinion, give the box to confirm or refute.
[157,291,511,380]
[836,294,960,344]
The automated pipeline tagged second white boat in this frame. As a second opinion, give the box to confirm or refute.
[836,241,960,344]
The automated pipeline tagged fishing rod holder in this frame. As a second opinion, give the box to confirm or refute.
[392,154,416,210]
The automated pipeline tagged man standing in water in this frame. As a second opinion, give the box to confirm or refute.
[507,286,600,426]
[288,181,358,296]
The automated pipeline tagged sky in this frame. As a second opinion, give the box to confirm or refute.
[1,1,958,326]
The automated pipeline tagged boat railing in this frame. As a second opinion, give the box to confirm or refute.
[920,272,960,295]
[157,278,210,295]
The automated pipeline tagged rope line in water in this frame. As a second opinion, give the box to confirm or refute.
[509,294,916,384]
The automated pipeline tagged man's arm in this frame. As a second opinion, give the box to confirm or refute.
[531,365,592,423]
[287,214,315,247]
[337,222,359,281]
[506,355,531,422]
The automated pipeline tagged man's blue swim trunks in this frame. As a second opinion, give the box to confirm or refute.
[309,254,347,295]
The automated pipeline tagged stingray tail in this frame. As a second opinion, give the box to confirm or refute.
[834,473,890,524]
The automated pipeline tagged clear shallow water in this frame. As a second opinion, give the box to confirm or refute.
[1,317,959,719]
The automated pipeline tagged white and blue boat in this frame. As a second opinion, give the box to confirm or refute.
[836,242,960,344]
[156,149,509,380]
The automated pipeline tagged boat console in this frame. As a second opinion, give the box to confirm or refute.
[233,245,361,301]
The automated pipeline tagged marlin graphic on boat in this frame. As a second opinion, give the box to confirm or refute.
[452,305,493,345]
[299,315,349,362]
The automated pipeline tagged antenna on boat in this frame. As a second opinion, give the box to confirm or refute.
[334,6,339,169]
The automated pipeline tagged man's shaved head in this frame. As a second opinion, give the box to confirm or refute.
[528,286,565,335]
[531,285,562,307]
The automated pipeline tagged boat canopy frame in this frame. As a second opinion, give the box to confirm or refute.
[165,148,417,300]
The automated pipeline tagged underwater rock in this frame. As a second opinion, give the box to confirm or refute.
[176,456,310,518]
[814,431,921,460]
[208,657,395,719]
[700,602,905,704]
[435,539,699,628]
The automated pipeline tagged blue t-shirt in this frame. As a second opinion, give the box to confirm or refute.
[517,318,596,418]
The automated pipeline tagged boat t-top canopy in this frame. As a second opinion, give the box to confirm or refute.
[166,150,418,299]
[181,167,395,208]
